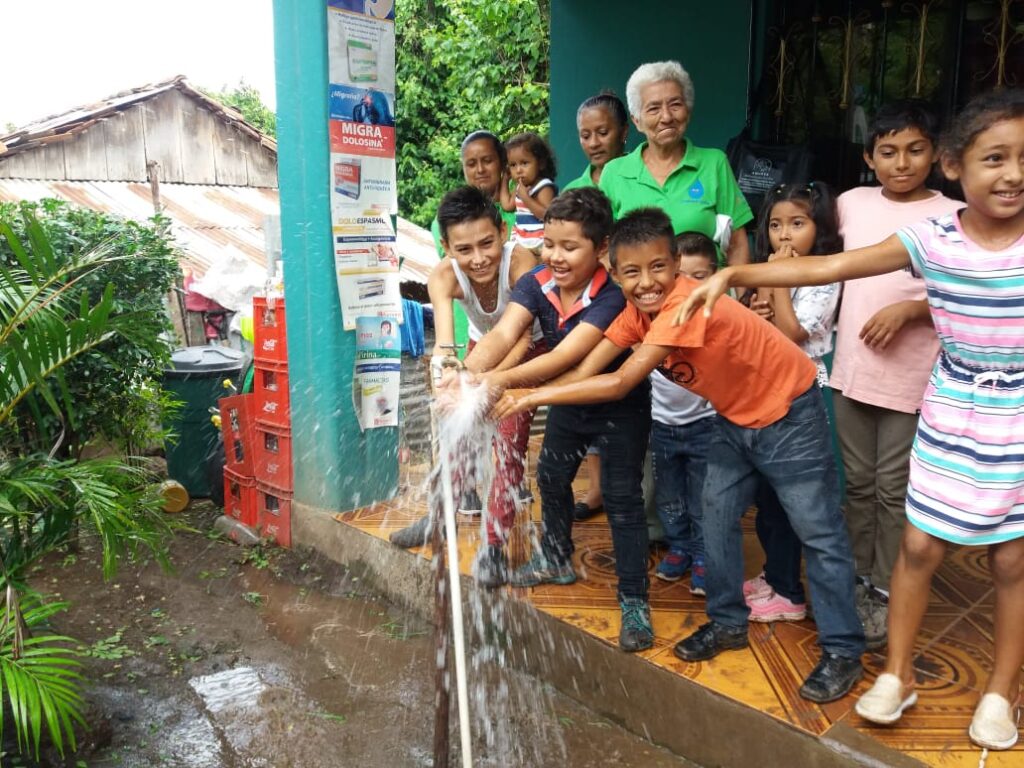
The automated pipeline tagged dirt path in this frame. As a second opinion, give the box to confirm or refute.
[29,503,696,768]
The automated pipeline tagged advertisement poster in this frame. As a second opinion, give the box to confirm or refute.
[353,316,401,430]
[328,1,401,352]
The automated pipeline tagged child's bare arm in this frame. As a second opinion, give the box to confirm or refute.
[860,299,931,350]
[492,343,671,419]
[485,321,607,390]
[509,244,540,281]
[517,182,555,220]
[427,261,460,357]
[498,171,516,212]
[675,236,911,324]
[463,303,534,374]
[542,338,630,386]
[492,329,534,372]
[770,287,810,344]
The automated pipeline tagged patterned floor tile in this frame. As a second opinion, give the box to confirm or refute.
[328,453,1022,765]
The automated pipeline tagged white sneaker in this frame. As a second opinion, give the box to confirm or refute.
[854,673,917,724]
[969,693,1019,750]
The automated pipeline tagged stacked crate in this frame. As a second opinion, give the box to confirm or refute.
[220,393,257,529]
[252,296,292,547]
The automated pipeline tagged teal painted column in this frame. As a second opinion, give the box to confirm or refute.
[272,0,398,510]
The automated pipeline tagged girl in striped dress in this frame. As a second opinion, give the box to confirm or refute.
[499,132,557,253]
[672,88,1024,751]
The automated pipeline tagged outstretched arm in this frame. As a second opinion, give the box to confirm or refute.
[492,343,670,419]
[674,235,911,324]
[427,261,459,357]
[484,321,608,391]
[463,303,534,374]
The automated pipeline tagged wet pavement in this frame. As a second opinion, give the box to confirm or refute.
[30,504,696,768]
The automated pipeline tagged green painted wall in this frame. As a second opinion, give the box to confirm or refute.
[550,1,754,188]
[272,0,398,511]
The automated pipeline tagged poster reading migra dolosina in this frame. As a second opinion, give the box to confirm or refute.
[327,0,401,335]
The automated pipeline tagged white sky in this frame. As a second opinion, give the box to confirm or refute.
[0,0,277,129]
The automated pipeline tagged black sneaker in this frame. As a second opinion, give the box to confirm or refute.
[474,545,508,589]
[673,621,748,662]
[572,501,603,521]
[389,515,432,549]
[619,598,654,652]
[458,488,483,515]
[799,652,863,703]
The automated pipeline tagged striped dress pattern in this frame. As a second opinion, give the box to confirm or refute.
[897,214,1024,544]
[513,178,556,249]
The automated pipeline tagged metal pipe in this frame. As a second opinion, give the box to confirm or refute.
[438,444,473,768]
[430,468,451,768]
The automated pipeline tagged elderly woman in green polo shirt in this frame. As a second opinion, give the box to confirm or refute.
[563,92,629,191]
[599,60,753,266]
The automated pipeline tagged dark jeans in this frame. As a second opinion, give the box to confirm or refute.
[754,483,806,604]
[650,417,713,558]
[537,394,652,601]
[701,385,864,658]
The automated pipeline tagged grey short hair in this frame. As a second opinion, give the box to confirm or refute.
[625,61,695,118]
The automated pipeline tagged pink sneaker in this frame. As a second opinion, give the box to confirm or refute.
[748,591,807,623]
[743,572,771,601]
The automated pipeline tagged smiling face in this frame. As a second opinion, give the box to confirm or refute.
[866,127,936,202]
[461,139,503,198]
[578,106,627,172]
[507,144,540,187]
[442,217,506,288]
[541,219,604,292]
[767,200,817,256]
[633,79,690,150]
[942,116,1024,228]
[612,237,679,315]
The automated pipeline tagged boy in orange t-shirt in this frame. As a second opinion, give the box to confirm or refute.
[493,208,865,704]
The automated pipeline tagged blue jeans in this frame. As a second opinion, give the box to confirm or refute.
[537,393,651,600]
[650,417,713,559]
[754,483,805,604]
[701,386,864,658]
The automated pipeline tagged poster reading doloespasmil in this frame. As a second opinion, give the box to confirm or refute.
[327,0,401,332]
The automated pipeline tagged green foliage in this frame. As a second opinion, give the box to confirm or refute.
[0,199,180,458]
[396,0,551,226]
[0,590,85,757]
[202,81,277,138]
[0,217,175,760]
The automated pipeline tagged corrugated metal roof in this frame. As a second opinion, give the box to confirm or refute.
[0,178,435,285]
[0,76,277,159]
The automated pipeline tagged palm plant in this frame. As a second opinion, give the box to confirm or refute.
[0,213,173,758]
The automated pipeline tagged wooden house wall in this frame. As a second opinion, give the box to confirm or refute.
[0,89,277,188]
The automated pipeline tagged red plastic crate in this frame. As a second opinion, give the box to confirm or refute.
[256,482,292,547]
[253,361,291,428]
[253,423,293,490]
[223,468,257,526]
[253,296,287,364]
[218,393,255,475]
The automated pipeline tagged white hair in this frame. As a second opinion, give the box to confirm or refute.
[625,61,695,118]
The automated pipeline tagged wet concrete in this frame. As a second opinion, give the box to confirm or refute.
[29,504,696,768]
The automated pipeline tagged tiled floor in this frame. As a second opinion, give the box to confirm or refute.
[334,441,1022,768]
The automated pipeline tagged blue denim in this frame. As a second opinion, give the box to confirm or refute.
[537,393,652,600]
[754,482,806,604]
[701,385,864,658]
[650,417,713,559]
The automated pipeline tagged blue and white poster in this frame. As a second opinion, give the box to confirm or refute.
[353,316,401,430]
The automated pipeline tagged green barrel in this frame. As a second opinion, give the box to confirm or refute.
[163,346,246,497]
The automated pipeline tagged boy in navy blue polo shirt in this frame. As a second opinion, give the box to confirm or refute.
[463,187,653,652]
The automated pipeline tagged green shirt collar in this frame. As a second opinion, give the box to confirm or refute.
[620,139,701,185]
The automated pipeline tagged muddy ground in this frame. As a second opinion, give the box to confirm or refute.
[23,503,696,768]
